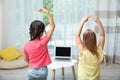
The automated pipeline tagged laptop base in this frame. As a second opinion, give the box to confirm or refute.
[53,57,71,61]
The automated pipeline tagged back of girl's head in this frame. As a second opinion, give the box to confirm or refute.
[29,20,45,41]
[83,29,99,57]
[83,29,96,46]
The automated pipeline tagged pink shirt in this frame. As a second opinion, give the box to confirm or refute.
[24,35,51,69]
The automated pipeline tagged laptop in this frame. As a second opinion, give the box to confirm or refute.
[53,46,72,61]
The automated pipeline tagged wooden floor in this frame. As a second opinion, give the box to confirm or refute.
[100,63,120,80]
[0,63,120,80]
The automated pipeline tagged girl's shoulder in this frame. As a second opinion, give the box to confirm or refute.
[97,46,102,48]
[97,46,103,51]
[82,48,90,55]
[82,47,88,52]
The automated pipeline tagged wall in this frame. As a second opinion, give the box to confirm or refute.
[0,0,3,49]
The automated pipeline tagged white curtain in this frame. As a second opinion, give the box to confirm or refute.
[2,0,120,63]
[53,0,95,44]
[52,0,95,58]
[95,0,120,63]
[53,0,120,63]
[2,0,43,49]
[0,0,3,49]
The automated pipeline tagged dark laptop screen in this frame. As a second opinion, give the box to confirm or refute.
[55,47,71,57]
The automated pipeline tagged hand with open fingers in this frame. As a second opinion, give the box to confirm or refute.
[39,7,48,13]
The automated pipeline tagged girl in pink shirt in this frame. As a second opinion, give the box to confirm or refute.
[24,8,55,80]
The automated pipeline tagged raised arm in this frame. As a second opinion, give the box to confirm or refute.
[75,16,90,56]
[39,8,55,39]
[92,15,105,49]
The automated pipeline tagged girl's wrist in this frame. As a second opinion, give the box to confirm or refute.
[45,10,49,14]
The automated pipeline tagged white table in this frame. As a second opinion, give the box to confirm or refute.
[48,57,77,80]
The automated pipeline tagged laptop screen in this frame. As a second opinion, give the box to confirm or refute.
[55,46,71,57]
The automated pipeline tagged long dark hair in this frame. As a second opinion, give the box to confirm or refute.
[29,20,45,41]
[83,29,99,58]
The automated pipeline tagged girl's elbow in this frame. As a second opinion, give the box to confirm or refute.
[24,58,29,63]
